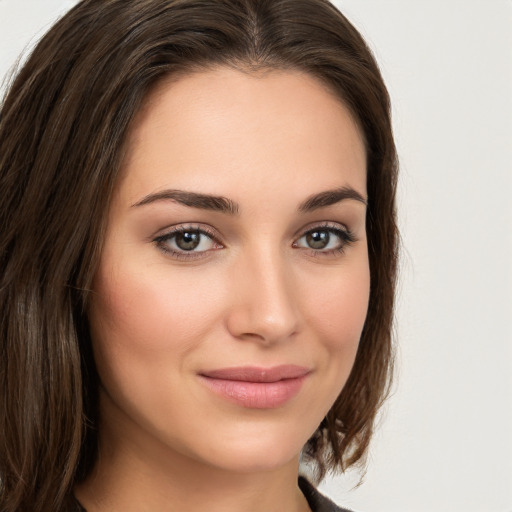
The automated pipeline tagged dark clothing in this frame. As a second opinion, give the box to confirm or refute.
[71,477,354,512]
[298,477,354,512]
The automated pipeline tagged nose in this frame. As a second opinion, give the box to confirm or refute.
[225,248,300,345]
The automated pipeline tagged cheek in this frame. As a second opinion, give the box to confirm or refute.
[298,254,370,408]
[87,257,229,438]
[90,262,217,353]
[290,255,370,426]
[87,257,227,402]
[301,259,370,349]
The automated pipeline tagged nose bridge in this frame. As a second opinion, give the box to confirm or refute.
[226,242,299,344]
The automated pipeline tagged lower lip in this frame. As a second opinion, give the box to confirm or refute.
[199,375,307,409]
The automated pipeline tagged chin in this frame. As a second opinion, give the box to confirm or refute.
[198,442,303,475]
[177,418,316,475]
[126,412,313,476]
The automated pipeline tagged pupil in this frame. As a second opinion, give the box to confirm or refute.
[306,230,329,249]
[176,232,200,251]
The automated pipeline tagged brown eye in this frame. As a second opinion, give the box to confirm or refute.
[306,230,330,249]
[294,225,356,254]
[155,227,219,256]
[175,231,201,251]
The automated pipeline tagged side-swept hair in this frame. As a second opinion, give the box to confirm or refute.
[0,1,398,510]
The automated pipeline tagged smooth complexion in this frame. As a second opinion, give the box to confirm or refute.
[79,67,369,512]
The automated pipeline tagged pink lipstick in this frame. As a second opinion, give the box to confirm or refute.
[199,365,310,409]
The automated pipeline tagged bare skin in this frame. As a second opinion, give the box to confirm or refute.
[76,67,369,512]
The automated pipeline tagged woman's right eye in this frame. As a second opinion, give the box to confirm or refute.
[154,227,221,258]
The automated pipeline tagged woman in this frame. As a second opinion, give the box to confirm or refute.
[0,1,398,511]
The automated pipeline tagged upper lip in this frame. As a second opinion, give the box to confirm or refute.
[199,365,311,383]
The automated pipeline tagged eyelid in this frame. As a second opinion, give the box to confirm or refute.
[153,223,219,241]
[292,221,358,255]
[153,224,223,259]
[293,221,352,240]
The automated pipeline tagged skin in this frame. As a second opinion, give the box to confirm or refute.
[77,67,369,512]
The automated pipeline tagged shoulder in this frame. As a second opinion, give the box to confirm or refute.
[299,476,356,512]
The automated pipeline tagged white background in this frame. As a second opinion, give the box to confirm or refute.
[1,1,511,511]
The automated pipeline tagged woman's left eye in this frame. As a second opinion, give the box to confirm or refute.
[154,227,220,256]
[294,225,356,253]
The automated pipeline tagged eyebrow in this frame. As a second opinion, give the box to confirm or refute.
[131,189,239,214]
[131,185,366,214]
[298,186,367,212]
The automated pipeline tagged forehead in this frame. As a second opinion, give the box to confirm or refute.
[119,66,367,206]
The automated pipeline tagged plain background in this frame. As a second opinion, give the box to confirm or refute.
[1,1,511,511]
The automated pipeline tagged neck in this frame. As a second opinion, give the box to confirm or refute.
[76,451,309,512]
[75,408,311,512]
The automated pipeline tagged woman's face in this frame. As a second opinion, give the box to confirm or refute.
[89,67,369,474]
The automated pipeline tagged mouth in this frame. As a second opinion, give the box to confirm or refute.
[198,365,311,409]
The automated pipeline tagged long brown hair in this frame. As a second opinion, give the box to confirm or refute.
[0,0,398,510]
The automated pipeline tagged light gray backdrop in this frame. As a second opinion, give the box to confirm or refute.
[1,1,511,511]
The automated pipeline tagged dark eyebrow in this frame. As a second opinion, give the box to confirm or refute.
[132,186,366,215]
[298,186,367,212]
[131,189,239,215]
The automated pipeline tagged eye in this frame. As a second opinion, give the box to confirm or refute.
[294,224,356,254]
[154,226,221,257]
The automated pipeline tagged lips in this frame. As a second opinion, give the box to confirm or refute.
[198,365,311,409]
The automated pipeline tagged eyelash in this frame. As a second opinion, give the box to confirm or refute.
[293,223,357,258]
[153,225,219,261]
[153,222,357,261]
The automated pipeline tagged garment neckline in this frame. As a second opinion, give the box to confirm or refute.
[73,476,349,512]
